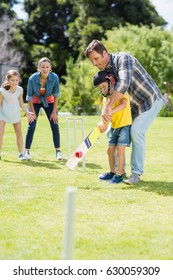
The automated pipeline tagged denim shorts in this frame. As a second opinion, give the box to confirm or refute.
[108,125,131,146]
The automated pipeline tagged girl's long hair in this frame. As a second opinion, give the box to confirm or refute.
[1,69,21,90]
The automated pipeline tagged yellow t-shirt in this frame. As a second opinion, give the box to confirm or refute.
[103,92,132,129]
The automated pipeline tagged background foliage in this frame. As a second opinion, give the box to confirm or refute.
[1,0,173,115]
[60,25,173,113]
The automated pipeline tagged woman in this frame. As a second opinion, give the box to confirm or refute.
[24,57,62,160]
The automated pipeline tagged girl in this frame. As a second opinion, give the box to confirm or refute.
[0,70,35,160]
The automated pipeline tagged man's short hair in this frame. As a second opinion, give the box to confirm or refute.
[85,40,108,57]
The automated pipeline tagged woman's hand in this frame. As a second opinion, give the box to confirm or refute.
[50,112,58,124]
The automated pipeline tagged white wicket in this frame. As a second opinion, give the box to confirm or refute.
[66,117,85,170]
[62,186,77,260]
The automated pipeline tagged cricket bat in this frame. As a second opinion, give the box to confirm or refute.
[66,124,103,170]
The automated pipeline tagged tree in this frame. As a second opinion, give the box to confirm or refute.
[60,25,173,113]
[67,0,166,58]
[5,0,167,105]
[21,0,74,75]
[0,13,24,65]
[0,0,18,17]
[18,0,166,78]
[104,24,173,91]
[60,58,99,114]
[0,1,25,66]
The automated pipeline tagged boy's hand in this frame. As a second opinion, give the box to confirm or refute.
[97,122,107,133]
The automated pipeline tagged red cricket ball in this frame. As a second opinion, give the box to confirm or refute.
[75,151,83,158]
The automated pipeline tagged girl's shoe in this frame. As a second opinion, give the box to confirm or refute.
[18,153,26,160]
[24,150,31,160]
[56,150,63,160]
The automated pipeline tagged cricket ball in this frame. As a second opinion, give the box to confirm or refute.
[75,151,83,158]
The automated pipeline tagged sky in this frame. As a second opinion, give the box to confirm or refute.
[12,1,27,20]
[151,0,173,29]
[13,0,173,30]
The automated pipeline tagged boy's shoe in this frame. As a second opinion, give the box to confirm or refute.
[118,172,127,178]
[18,153,26,160]
[23,150,31,160]
[99,172,115,180]
[109,174,123,184]
[114,171,127,178]
[124,174,141,185]
[56,150,63,160]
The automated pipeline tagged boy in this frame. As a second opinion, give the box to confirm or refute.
[93,70,132,184]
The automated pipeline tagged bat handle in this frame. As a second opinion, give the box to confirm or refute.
[97,121,107,132]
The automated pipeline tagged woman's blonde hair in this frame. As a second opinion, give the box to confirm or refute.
[37,57,52,71]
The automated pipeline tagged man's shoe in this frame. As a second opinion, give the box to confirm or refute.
[99,172,115,180]
[56,150,63,160]
[124,174,141,185]
[24,150,31,160]
[18,153,26,160]
[109,174,123,184]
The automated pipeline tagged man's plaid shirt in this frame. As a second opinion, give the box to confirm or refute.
[107,52,163,117]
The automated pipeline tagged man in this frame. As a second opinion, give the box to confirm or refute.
[85,39,164,184]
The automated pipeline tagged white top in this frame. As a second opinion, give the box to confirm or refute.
[0,86,23,123]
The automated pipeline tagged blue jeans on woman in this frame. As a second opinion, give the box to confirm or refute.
[130,98,164,175]
[25,103,60,149]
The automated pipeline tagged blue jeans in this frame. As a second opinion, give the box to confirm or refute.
[25,103,60,149]
[108,125,131,146]
[130,98,164,175]
[106,125,127,170]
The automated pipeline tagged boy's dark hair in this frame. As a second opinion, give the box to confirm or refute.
[85,40,108,57]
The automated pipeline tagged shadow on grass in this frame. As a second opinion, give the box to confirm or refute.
[3,158,102,170]
[3,159,66,170]
[78,162,102,170]
[123,180,173,196]
[78,185,103,190]
[78,180,173,195]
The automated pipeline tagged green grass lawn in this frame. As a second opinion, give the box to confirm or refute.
[0,115,173,260]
